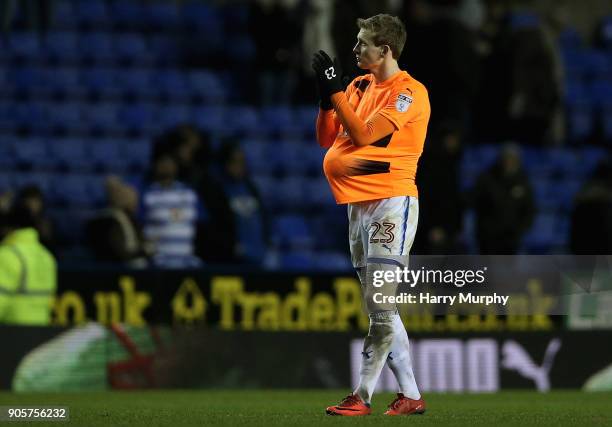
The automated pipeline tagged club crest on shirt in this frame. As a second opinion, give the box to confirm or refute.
[395,93,413,113]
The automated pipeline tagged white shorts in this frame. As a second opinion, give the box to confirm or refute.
[348,196,419,268]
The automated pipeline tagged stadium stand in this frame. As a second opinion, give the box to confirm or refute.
[0,1,610,269]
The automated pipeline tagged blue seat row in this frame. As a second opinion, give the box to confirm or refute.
[51,0,225,33]
[0,67,227,103]
[2,137,151,173]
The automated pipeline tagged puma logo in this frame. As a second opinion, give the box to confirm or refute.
[502,338,561,391]
[382,244,392,253]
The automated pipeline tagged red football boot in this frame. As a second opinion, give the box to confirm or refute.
[384,393,426,416]
[325,393,372,416]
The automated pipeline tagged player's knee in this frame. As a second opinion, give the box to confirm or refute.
[366,310,395,345]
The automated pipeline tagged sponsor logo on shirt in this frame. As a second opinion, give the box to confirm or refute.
[396,93,413,113]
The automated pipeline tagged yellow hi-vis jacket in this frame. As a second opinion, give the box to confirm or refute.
[0,228,57,325]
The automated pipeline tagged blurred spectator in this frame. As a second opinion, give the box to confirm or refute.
[401,0,480,136]
[473,144,535,254]
[214,140,269,265]
[249,0,303,105]
[13,185,54,252]
[403,0,480,254]
[0,203,56,325]
[474,3,565,145]
[508,11,565,145]
[414,123,464,254]
[570,158,612,254]
[156,125,208,188]
[472,0,514,142]
[86,176,148,267]
[139,149,205,269]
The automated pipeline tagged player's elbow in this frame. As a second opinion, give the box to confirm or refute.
[317,137,333,149]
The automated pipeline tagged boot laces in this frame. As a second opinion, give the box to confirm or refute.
[389,393,406,410]
[340,394,361,407]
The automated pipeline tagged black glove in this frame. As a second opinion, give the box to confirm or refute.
[312,50,343,103]
[315,76,333,110]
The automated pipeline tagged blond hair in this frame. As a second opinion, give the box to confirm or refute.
[356,14,407,60]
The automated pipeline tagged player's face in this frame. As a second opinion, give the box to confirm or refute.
[353,29,383,70]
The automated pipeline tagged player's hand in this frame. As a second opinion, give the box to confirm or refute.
[312,50,343,101]
[315,77,333,110]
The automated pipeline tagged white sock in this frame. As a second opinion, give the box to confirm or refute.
[354,311,395,404]
[386,314,421,399]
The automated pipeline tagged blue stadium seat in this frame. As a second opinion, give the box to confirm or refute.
[148,35,181,65]
[110,1,144,30]
[151,69,191,100]
[0,138,14,170]
[156,105,193,128]
[8,32,40,58]
[532,179,559,212]
[276,177,306,210]
[267,140,309,175]
[567,107,594,141]
[86,102,122,134]
[589,81,612,107]
[301,145,325,175]
[295,106,318,134]
[90,139,126,172]
[115,68,155,98]
[577,147,606,176]
[558,28,583,51]
[182,2,223,39]
[75,0,110,27]
[45,32,80,63]
[80,67,121,98]
[0,102,15,131]
[0,173,12,192]
[79,32,114,63]
[281,251,315,270]
[188,71,226,103]
[12,172,54,194]
[226,106,262,134]
[260,106,297,133]
[522,213,557,254]
[273,214,313,250]
[252,175,275,208]
[312,251,352,271]
[145,2,182,30]
[521,148,552,178]
[114,33,151,64]
[242,139,269,175]
[14,138,52,169]
[602,104,612,141]
[118,103,157,133]
[47,102,84,131]
[192,106,225,132]
[304,177,336,207]
[48,139,91,171]
[51,174,96,206]
[545,149,578,176]
[8,67,45,91]
[45,67,84,97]
[123,140,152,172]
[14,103,47,132]
[52,0,76,29]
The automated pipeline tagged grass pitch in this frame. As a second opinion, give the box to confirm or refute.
[1,390,611,427]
